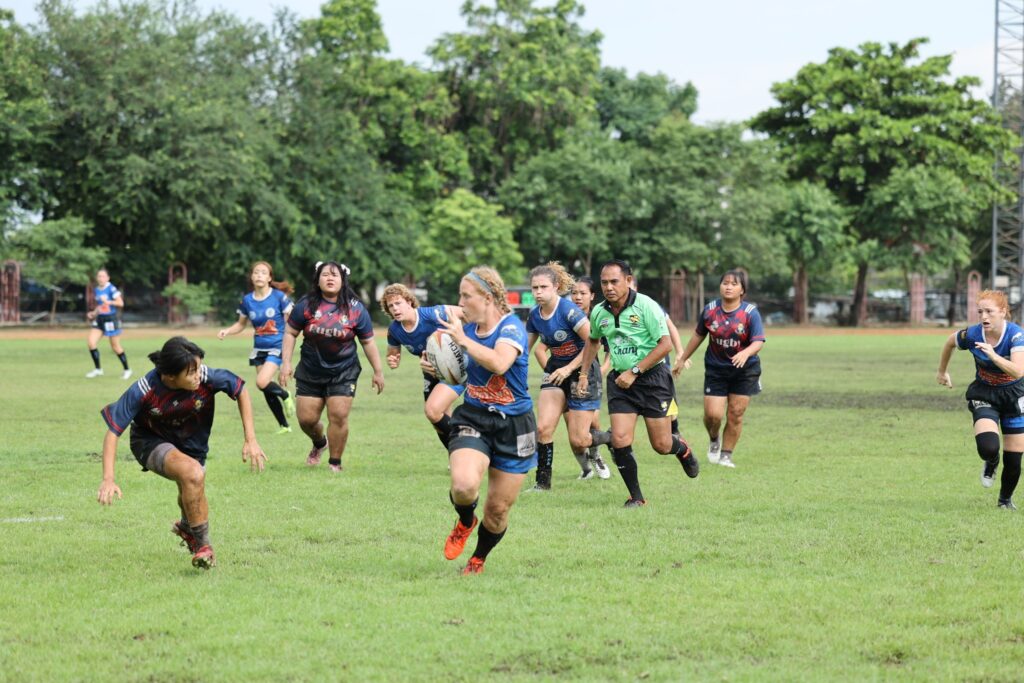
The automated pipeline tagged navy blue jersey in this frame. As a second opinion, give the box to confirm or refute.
[956,322,1024,386]
[237,289,292,351]
[527,298,588,369]
[102,366,244,457]
[288,296,374,378]
[386,305,451,357]
[696,300,766,368]
[94,283,121,316]
[463,314,532,416]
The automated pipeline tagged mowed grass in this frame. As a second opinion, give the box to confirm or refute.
[1,327,1023,682]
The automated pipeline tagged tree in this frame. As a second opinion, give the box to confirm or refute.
[751,38,1016,325]
[500,128,636,273]
[429,0,602,195]
[417,189,523,301]
[7,217,107,322]
[625,116,786,282]
[595,67,697,145]
[35,0,303,289]
[771,182,850,323]
[0,10,50,225]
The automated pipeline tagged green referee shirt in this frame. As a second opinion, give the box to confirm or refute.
[589,289,669,372]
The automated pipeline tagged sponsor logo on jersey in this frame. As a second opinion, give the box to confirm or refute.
[467,374,515,405]
[554,330,568,342]
[265,307,276,318]
[629,314,640,325]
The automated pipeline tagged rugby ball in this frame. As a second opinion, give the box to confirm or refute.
[425,331,467,385]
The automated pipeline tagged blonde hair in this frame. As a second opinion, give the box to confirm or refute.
[529,261,575,296]
[250,261,294,296]
[978,289,1012,319]
[378,283,418,316]
[465,266,511,315]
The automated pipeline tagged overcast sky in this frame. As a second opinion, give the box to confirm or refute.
[4,0,996,124]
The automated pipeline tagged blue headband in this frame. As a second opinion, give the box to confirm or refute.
[466,271,493,296]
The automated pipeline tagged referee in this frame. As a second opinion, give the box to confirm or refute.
[576,260,699,507]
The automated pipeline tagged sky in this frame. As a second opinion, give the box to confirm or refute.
[4,0,996,124]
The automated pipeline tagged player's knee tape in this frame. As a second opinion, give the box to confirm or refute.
[976,432,1001,462]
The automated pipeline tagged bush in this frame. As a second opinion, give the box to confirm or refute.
[162,280,214,324]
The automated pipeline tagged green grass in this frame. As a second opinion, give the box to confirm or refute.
[2,328,1023,681]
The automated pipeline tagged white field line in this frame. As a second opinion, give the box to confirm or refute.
[1,515,65,523]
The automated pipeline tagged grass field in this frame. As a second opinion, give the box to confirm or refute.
[2,327,1023,682]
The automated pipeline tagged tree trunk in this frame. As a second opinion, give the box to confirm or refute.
[50,290,59,325]
[793,266,809,325]
[849,261,870,327]
[947,268,960,327]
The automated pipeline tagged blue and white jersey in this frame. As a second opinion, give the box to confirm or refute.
[526,298,588,369]
[237,289,292,352]
[94,283,122,317]
[956,322,1024,386]
[463,314,532,416]
[386,305,452,357]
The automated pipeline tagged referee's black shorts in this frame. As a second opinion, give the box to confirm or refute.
[607,363,674,418]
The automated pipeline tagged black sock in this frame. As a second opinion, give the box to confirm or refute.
[536,442,554,486]
[1001,451,1022,501]
[190,522,210,547]
[265,381,288,399]
[670,435,691,458]
[117,352,129,370]
[471,521,506,561]
[589,428,612,447]
[312,434,327,449]
[432,414,452,449]
[262,388,288,427]
[90,349,101,369]
[671,418,679,437]
[450,492,478,527]
[612,445,643,501]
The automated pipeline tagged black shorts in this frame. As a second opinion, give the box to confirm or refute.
[294,362,360,399]
[541,359,602,411]
[607,362,675,418]
[422,372,466,402]
[92,314,121,337]
[965,380,1024,434]
[704,362,762,397]
[448,403,538,474]
[129,429,204,472]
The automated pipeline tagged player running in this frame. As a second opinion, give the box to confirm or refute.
[526,263,611,490]
[85,267,131,379]
[218,261,296,435]
[437,267,537,575]
[576,260,699,507]
[677,270,766,468]
[280,261,385,473]
[379,283,464,453]
[937,289,1024,509]
[96,336,267,569]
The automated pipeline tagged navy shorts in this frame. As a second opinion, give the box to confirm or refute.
[295,363,359,399]
[541,359,602,412]
[965,380,1024,434]
[422,372,466,402]
[448,403,538,474]
[92,314,122,337]
[704,362,762,397]
[607,363,675,418]
[129,430,205,473]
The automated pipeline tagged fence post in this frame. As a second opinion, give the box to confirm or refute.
[1,260,21,323]
[967,271,982,324]
[167,262,188,325]
[668,270,686,323]
[909,274,925,324]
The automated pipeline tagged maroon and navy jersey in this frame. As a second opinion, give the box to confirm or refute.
[101,366,244,457]
[288,296,374,377]
[696,300,766,368]
[956,322,1024,386]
